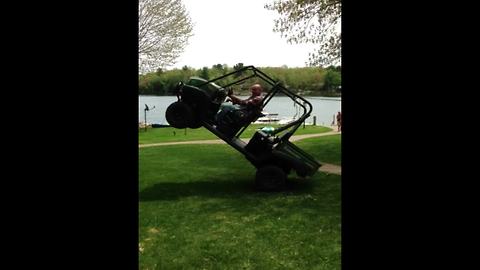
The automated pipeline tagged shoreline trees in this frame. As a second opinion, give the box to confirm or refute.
[139,65,341,97]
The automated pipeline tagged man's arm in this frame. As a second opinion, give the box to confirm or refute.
[225,88,242,105]
[244,96,263,107]
[229,95,262,107]
[229,95,245,105]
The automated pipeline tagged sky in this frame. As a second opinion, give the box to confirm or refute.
[171,0,319,69]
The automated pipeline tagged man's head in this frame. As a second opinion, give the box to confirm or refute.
[250,84,263,96]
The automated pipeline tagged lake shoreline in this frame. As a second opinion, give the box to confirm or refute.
[139,95,341,126]
[139,94,342,98]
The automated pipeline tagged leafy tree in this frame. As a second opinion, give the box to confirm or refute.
[326,65,341,72]
[233,62,245,78]
[265,0,341,67]
[139,66,341,97]
[221,64,229,75]
[149,76,165,95]
[323,69,341,91]
[233,63,244,70]
[139,76,151,94]
[212,64,223,70]
[139,0,193,74]
[198,67,210,80]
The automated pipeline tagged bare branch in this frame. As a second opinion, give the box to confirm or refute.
[139,0,193,74]
[265,0,341,66]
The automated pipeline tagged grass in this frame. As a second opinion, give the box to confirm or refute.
[139,142,341,269]
[139,124,332,144]
[294,135,342,165]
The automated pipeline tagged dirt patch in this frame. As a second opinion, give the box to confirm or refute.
[319,162,341,175]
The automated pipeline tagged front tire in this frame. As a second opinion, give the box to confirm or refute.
[255,165,286,191]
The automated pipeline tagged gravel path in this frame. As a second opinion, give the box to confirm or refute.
[139,130,340,148]
[139,126,341,175]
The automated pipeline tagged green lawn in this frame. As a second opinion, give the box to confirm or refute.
[139,124,332,144]
[295,135,342,165]
[139,142,341,269]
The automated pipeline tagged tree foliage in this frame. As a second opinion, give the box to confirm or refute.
[139,0,193,74]
[139,65,341,97]
[323,68,341,91]
[198,67,210,80]
[233,62,245,78]
[265,0,341,67]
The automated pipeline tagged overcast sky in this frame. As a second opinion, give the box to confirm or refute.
[172,0,319,69]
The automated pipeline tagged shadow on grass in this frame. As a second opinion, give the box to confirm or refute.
[139,174,316,202]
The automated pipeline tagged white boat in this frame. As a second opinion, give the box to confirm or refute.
[254,112,315,126]
[278,117,296,125]
[254,112,280,124]
[278,117,316,126]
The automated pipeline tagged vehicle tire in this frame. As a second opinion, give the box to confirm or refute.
[181,86,211,119]
[165,101,193,129]
[282,166,292,175]
[187,116,203,129]
[296,169,308,178]
[255,165,286,191]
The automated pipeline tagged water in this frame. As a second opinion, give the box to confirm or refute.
[139,95,341,126]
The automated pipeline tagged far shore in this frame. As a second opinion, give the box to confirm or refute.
[139,94,341,98]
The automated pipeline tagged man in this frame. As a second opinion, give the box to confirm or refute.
[215,84,264,133]
[227,83,263,111]
[336,111,342,132]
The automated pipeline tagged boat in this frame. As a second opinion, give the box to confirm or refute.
[151,123,171,128]
[278,117,316,126]
[253,112,280,124]
[278,117,296,125]
[139,122,171,128]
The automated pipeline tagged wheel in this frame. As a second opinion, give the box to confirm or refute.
[187,115,203,129]
[165,101,194,129]
[181,86,211,118]
[282,166,292,175]
[255,165,286,191]
[296,169,308,178]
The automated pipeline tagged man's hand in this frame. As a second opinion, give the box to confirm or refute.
[227,87,233,96]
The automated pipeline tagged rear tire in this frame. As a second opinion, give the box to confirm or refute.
[181,86,210,125]
[282,166,292,175]
[165,102,194,129]
[187,116,203,129]
[255,165,286,191]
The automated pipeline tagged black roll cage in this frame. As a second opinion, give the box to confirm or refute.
[193,65,313,142]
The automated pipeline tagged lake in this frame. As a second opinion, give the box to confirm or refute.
[139,95,341,126]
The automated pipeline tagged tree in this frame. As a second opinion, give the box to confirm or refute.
[149,76,166,95]
[233,62,244,78]
[139,0,193,74]
[212,64,223,70]
[198,67,210,80]
[265,0,341,67]
[323,68,341,91]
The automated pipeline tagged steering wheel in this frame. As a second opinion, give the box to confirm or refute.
[227,87,233,96]
[174,81,184,92]
[174,82,184,100]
